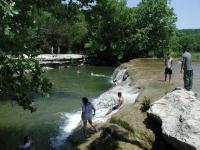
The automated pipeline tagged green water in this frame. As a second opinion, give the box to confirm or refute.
[0,66,114,150]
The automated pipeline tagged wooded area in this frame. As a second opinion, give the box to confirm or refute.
[0,0,199,110]
[179,29,200,52]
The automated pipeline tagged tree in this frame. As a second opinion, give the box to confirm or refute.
[83,0,178,64]
[0,0,52,111]
[179,29,200,52]
[34,2,88,53]
[84,0,136,65]
[135,0,178,57]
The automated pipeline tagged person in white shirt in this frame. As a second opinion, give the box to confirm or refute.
[164,54,173,82]
[19,136,32,150]
[81,97,97,137]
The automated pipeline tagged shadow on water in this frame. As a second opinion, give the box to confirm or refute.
[143,115,176,150]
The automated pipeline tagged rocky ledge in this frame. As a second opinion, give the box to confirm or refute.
[148,88,200,150]
[35,54,86,66]
[68,59,200,150]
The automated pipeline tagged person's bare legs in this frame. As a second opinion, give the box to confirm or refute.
[165,73,167,81]
[105,108,113,116]
[169,74,171,83]
[83,120,87,137]
[88,119,97,132]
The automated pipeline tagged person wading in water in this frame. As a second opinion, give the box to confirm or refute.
[164,54,173,82]
[81,97,97,137]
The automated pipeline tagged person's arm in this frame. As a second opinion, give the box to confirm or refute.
[118,98,124,109]
[92,104,96,116]
[82,105,84,113]
[171,59,173,68]
[24,140,32,149]
[180,57,185,73]
[81,105,85,119]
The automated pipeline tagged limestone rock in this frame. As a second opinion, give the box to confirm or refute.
[148,89,200,150]
[35,54,86,66]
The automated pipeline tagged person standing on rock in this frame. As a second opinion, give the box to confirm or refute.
[180,47,193,90]
[81,97,97,137]
[164,54,173,82]
[105,92,124,116]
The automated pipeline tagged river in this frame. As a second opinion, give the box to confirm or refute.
[0,66,115,150]
[0,65,140,150]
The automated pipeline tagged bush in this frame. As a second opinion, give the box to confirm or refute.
[141,96,151,112]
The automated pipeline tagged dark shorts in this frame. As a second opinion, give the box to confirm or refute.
[165,68,172,74]
[112,105,120,110]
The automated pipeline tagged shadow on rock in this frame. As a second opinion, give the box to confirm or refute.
[143,115,176,150]
[68,126,99,147]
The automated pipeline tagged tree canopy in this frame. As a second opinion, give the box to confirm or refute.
[83,0,178,64]
[2,0,196,110]
[179,29,200,52]
[134,0,178,57]
[0,0,52,111]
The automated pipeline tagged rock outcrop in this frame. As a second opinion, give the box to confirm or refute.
[35,54,86,66]
[77,123,153,150]
[148,88,200,150]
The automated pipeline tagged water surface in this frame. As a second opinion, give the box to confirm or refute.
[0,66,114,150]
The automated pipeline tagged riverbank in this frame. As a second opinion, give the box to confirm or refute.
[35,54,86,66]
[73,58,200,150]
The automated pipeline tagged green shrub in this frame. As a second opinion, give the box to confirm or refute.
[141,96,151,112]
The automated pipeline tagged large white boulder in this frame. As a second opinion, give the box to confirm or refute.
[148,88,200,150]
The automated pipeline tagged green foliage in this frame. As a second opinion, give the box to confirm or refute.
[179,29,200,52]
[35,10,72,53]
[34,2,88,54]
[0,0,52,111]
[191,52,200,61]
[83,0,178,65]
[8,0,178,65]
[84,0,137,65]
[141,96,151,112]
[0,0,184,110]
[135,0,178,57]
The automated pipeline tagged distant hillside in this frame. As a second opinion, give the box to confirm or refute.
[179,29,200,34]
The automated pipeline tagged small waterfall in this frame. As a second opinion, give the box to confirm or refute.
[51,66,139,149]
[51,112,81,148]
[112,67,129,84]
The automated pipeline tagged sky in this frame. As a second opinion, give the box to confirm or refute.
[127,0,200,29]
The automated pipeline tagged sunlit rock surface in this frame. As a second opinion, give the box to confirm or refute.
[35,54,86,66]
[148,88,200,150]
